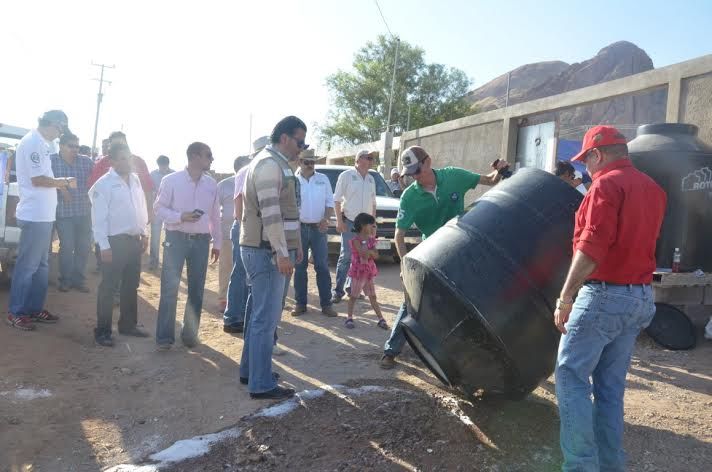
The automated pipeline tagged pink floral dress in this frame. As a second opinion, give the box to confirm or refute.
[347,236,379,281]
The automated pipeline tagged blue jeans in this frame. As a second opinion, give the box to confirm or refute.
[555,283,656,472]
[333,217,355,298]
[55,214,92,288]
[155,231,210,345]
[384,301,408,357]
[223,222,249,326]
[294,224,332,308]
[239,247,288,393]
[9,220,54,316]
[149,220,163,266]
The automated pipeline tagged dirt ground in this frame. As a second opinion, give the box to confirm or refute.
[0,251,711,472]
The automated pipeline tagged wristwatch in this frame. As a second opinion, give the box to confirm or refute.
[556,298,574,310]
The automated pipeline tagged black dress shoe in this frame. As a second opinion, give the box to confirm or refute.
[95,336,114,347]
[119,327,150,338]
[240,373,280,385]
[249,385,295,400]
[223,322,244,334]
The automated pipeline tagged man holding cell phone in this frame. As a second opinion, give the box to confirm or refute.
[154,142,221,350]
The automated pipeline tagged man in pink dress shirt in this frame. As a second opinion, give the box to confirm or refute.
[154,142,221,349]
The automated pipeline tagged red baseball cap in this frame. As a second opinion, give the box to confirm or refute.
[571,125,627,162]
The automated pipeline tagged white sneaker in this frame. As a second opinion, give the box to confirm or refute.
[273,344,288,356]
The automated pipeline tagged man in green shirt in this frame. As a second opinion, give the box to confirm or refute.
[381,145,509,368]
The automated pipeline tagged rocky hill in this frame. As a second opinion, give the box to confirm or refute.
[465,41,667,135]
[465,61,569,110]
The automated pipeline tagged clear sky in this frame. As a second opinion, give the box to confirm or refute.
[2,0,710,172]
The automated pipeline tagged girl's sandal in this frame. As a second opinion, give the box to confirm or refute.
[377,318,389,330]
[345,318,355,329]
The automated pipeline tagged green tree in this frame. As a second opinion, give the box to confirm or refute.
[320,35,472,146]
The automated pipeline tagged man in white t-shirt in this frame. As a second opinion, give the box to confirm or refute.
[331,149,377,303]
[8,110,78,331]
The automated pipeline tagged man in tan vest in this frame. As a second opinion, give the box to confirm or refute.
[239,116,306,400]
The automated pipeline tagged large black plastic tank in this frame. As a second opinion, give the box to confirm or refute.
[400,168,583,399]
[628,123,712,271]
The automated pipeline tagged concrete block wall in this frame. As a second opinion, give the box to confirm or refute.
[680,71,712,145]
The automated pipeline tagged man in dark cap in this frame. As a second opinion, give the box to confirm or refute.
[7,110,77,331]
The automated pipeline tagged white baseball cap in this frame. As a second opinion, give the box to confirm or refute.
[400,146,429,176]
[252,136,270,153]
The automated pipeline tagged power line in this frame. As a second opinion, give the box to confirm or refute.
[373,0,394,37]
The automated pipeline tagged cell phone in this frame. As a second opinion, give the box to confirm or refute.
[193,209,205,216]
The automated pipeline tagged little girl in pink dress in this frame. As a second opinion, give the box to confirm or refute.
[345,213,388,330]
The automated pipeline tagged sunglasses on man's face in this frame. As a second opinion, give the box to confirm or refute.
[63,144,79,149]
[291,135,309,150]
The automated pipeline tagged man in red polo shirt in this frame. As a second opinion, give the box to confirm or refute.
[553,125,666,471]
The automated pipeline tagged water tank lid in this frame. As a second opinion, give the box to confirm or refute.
[636,123,698,137]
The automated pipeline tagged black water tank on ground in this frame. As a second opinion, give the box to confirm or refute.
[628,123,712,271]
[400,168,583,399]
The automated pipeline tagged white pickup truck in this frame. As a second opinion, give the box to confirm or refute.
[0,123,29,278]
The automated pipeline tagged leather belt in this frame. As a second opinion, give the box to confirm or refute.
[167,230,211,241]
[585,280,649,287]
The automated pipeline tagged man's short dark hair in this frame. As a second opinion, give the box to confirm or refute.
[157,155,170,166]
[186,142,210,160]
[79,145,91,155]
[599,143,628,159]
[109,144,130,160]
[109,131,127,141]
[59,133,79,145]
[555,161,575,177]
[234,155,251,172]
[270,116,307,144]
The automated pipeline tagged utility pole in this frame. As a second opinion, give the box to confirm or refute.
[249,113,253,154]
[386,37,400,133]
[90,62,115,156]
[406,102,412,132]
[505,70,512,108]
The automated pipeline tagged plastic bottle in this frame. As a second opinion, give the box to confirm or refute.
[672,248,681,273]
